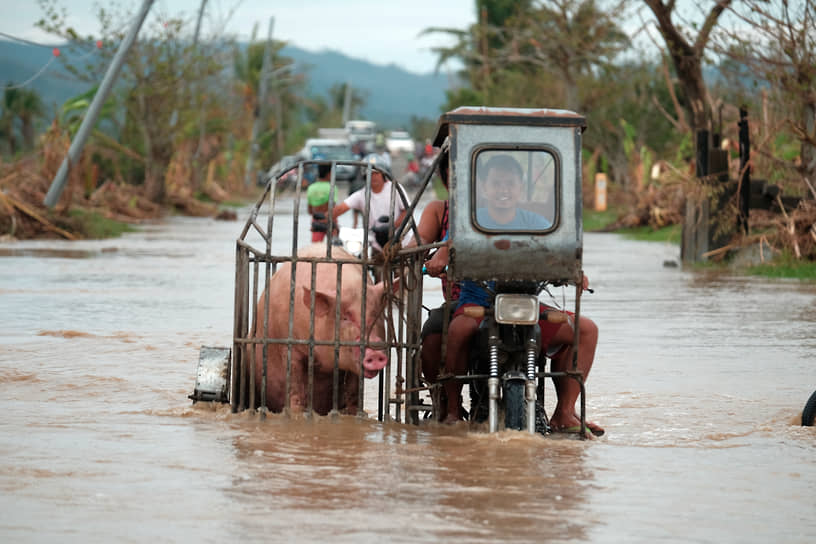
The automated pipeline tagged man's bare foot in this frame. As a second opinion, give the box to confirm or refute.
[550,413,604,437]
[442,403,464,424]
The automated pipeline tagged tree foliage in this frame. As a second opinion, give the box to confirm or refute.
[714,0,816,181]
[35,0,230,202]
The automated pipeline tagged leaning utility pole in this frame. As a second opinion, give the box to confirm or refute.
[192,0,209,165]
[243,17,275,188]
[342,80,352,124]
[44,0,154,208]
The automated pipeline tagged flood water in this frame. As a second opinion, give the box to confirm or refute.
[1,192,815,543]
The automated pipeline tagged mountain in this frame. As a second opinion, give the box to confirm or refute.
[0,39,452,128]
[280,45,453,128]
[0,40,89,117]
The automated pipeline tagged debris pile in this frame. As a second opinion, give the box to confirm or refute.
[0,124,239,240]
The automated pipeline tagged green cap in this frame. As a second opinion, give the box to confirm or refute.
[307,181,337,207]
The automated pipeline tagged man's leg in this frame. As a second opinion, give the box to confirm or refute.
[546,314,601,434]
[442,313,480,423]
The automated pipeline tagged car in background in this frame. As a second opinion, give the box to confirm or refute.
[297,138,360,181]
[345,120,377,146]
[262,154,298,187]
[385,130,415,155]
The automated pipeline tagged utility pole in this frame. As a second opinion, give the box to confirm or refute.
[192,0,209,167]
[192,0,208,45]
[342,80,352,124]
[244,17,274,188]
[273,77,284,160]
[44,0,154,208]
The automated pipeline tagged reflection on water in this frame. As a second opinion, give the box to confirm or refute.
[1,202,815,542]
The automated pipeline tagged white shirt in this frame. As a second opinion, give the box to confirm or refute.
[343,181,408,250]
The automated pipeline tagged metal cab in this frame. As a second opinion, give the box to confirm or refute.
[433,107,586,283]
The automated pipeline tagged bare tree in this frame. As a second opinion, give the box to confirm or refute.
[715,0,816,182]
[643,0,732,134]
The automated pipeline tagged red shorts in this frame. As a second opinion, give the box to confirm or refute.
[312,231,326,242]
[453,302,573,351]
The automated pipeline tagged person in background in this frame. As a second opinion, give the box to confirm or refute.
[409,153,460,420]
[306,162,338,242]
[331,155,408,259]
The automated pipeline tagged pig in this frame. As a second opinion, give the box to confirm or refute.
[252,243,390,415]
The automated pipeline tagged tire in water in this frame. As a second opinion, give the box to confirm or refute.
[503,380,525,430]
[802,390,816,426]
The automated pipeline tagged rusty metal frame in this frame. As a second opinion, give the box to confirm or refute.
[231,157,433,421]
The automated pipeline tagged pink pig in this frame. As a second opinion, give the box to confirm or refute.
[253,244,390,414]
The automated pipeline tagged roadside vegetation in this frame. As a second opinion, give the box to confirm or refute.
[746,253,816,280]
[0,0,814,286]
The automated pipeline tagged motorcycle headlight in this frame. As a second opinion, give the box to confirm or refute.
[344,239,363,256]
[494,294,539,325]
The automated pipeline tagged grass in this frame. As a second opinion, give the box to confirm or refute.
[744,251,816,280]
[583,206,620,232]
[67,209,136,239]
[583,206,681,244]
[617,224,682,244]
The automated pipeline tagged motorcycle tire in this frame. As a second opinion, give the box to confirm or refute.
[503,380,525,431]
[802,390,816,426]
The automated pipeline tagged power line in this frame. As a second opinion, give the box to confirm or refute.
[3,56,58,89]
[0,31,55,48]
[1,35,104,90]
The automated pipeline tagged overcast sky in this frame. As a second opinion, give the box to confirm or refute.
[0,0,477,74]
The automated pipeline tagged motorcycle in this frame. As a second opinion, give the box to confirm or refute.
[462,282,574,433]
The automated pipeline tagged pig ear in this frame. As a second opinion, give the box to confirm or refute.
[368,277,401,301]
[302,286,335,317]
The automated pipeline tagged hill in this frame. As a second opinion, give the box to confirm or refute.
[0,39,452,129]
[0,40,90,118]
[280,45,452,128]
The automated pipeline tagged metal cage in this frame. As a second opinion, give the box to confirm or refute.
[229,157,443,423]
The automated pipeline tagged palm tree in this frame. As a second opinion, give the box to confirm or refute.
[14,88,44,150]
[2,85,20,155]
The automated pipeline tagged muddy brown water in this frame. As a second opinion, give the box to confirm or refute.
[1,197,815,543]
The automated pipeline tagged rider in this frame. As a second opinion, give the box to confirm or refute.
[414,154,457,413]
[331,154,409,261]
[306,161,338,242]
[427,153,603,436]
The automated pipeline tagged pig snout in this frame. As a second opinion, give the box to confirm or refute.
[363,348,387,378]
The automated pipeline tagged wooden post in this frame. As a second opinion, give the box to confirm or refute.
[738,107,750,234]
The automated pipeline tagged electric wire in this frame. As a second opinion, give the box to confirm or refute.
[1,31,104,90]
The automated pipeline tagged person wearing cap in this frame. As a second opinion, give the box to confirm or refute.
[307,163,338,242]
[331,155,409,258]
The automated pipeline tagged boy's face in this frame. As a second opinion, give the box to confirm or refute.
[483,167,522,211]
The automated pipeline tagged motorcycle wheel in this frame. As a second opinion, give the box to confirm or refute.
[503,380,525,431]
[802,390,816,426]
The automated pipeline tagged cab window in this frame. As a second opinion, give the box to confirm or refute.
[472,148,558,232]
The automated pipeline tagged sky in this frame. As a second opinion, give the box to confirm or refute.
[0,0,477,74]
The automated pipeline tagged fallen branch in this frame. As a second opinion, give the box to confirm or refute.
[0,190,76,240]
[804,177,816,200]
[702,242,739,259]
